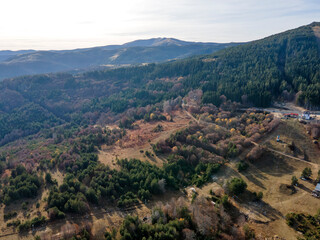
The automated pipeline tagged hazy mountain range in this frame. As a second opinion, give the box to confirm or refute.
[0,38,239,80]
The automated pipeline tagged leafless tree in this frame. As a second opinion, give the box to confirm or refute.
[182,228,196,240]
[246,146,265,161]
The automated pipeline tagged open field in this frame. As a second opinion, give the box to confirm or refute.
[228,119,319,239]
[237,153,319,239]
[1,112,319,239]
[98,110,192,168]
[187,117,320,239]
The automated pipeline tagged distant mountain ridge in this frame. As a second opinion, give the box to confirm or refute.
[0,22,320,145]
[0,50,35,62]
[0,38,239,80]
[122,37,212,47]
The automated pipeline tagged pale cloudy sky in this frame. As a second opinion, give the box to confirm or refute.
[0,0,319,50]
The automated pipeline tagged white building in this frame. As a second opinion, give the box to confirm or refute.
[312,183,320,197]
[302,111,311,120]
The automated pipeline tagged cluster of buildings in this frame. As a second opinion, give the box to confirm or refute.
[283,111,311,119]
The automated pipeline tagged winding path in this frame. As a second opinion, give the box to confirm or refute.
[251,141,318,169]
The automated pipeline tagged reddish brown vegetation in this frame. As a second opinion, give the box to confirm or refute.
[158,196,246,239]
[246,146,265,162]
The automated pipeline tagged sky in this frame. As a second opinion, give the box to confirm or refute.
[0,0,319,50]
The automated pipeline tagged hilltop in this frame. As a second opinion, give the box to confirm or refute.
[0,38,238,80]
[0,50,35,62]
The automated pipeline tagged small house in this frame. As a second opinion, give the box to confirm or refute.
[302,111,311,120]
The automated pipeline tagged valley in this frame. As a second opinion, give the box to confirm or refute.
[0,22,319,240]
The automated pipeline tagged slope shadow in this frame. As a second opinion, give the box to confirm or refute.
[251,152,296,177]
[235,191,284,223]
[243,171,267,189]
[237,151,297,190]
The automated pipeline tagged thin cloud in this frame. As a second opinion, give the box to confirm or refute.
[0,0,318,50]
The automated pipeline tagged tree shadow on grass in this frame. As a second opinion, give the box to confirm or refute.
[215,163,267,190]
[244,172,267,190]
[297,183,313,193]
[234,191,284,223]
[155,154,168,163]
[225,193,283,228]
[248,200,283,222]
[251,152,296,177]
[213,164,242,184]
[239,152,297,190]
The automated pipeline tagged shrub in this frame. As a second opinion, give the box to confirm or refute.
[45,172,53,184]
[291,176,298,186]
[226,142,239,158]
[48,207,66,220]
[221,195,231,209]
[6,219,21,228]
[18,216,46,232]
[301,167,312,179]
[253,191,263,201]
[237,161,248,172]
[4,211,17,221]
[152,124,163,132]
[243,224,255,239]
[22,202,28,210]
[228,178,247,195]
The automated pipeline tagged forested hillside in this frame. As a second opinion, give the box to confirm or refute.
[198,22,320,108]
[0,22,319,145]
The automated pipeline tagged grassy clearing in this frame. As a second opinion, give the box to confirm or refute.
[98,110,192,168]
[233,119,320,239]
